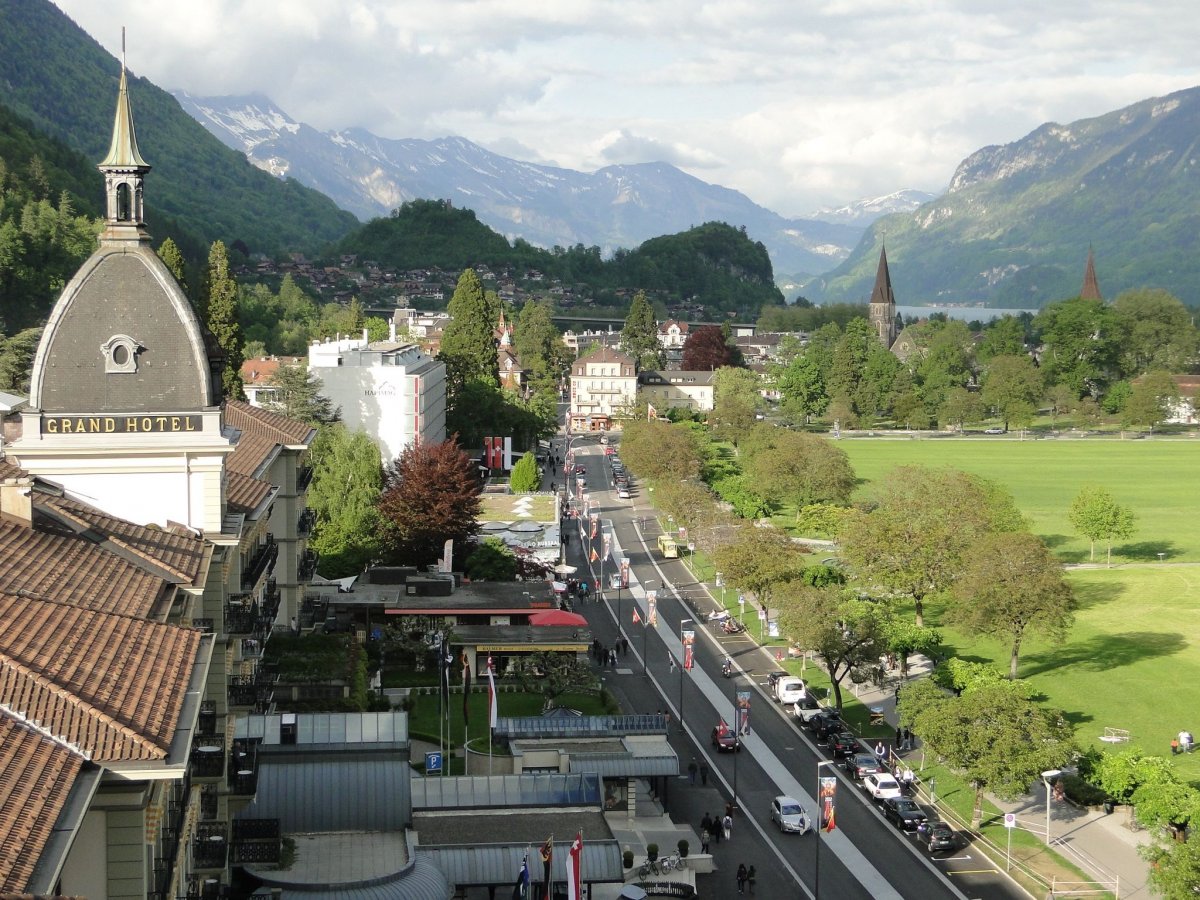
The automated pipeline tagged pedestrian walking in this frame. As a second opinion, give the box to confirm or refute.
[609,648,617,667]
[896,726,903,746]
[747,865,756,894]
[874,740,886,764]
[722,812,733,841]
[700,828,710,854]
[700,762,709,786]
[688,760,698,785]
[736,862,748,894]
[902,726,913,750]
[701,812,712,837]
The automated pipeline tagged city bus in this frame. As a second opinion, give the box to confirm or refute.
[657,534,679,558]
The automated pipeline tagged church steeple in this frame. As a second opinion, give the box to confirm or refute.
[1080,247,1102,301]
[868,246,898,348]
[98,37,151,242]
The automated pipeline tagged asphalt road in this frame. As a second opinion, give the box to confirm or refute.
[557,433,1025,900]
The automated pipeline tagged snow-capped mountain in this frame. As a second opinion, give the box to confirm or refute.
[809,190,937,226]
[172,91,865,277]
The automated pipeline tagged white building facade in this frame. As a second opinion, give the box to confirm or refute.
[308,332,447,463]
[569,347,637,431]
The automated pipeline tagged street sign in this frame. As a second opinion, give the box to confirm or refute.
[1003,812,1016,828]
[426,751,443,773]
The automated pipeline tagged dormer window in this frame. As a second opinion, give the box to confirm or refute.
[102,334,142,374]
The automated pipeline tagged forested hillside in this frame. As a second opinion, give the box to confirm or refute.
[0,0,358,262]
[339,201,784,317]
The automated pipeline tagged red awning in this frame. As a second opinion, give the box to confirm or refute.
[528,609,589,627]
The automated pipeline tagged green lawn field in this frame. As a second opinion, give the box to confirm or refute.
[928,566,1200,781]
[836,437,1200,563]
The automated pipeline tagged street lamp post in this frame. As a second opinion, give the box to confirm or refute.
[1042,769,1062,845]
[678,618,693,734]
[815,760,835,899]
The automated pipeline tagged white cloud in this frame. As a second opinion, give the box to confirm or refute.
[52,0,1200,216]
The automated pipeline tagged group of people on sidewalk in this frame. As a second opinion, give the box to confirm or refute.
[698,809,735,853]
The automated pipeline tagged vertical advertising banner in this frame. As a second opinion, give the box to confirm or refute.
[735,689,751,736]
[677,525,688,544]
[682,629,695,670]
[602,533,611,561]
[620,559,630,589]
[589,512,599,540]
[647,590,658,627]
[819,776,838,832]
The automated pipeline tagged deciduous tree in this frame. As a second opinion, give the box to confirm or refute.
[776,586,890,710]
[681,325,742,370]
[378,438,483,565]
[464,536,518,581]
[1123,371,1181,433]
[981,354,1043,432]
[840,467,1023,626]
[908,681,1075,826]
[618,420,702,481]
[307,425,384,577]
[1034,296,1120,397]
[776,353,827,424]
[746,431,855,516]
[711,366,761,445]
[712,525,809,613]
[1068,486,1136,565]
[950,531,1075,678]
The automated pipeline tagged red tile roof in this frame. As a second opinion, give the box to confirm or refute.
[0,591,202,762]
[0,717,83,892]
[225,399,314,477]
[0,519,170,617]
[227,471,275,516]
[240,356,304,387]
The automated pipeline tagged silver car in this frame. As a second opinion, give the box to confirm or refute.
[770,795,812,834]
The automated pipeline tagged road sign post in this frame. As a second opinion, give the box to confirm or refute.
[426,751,443,774]
[1004,812,1016,870]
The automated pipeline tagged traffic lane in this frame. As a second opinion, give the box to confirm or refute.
[677,626,964,900]
[642,551,1020,900]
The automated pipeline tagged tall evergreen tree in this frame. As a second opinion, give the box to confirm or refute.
[203,240,244,400]
[620,291,663,369]
[440,268,499,395]
[156,237,188,295]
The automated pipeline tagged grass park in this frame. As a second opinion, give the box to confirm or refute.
[835,437,1200,781]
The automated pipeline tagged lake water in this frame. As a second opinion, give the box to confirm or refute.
[897,306,1031,323]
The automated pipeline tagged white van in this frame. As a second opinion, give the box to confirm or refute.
[774,676,807,704]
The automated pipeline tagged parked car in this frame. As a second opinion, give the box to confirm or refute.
[808,712,843,740]
[711,723,741,752]
[792,696,824,723]
[842,752,881,780]
[984,427,1006,434]
[770,796,812,834]
[773,676,808,704]
[882,797,928,831]
[830,732,859,759]
[617,487,631,499]
[863,773,903,800]
[918,820,958,854]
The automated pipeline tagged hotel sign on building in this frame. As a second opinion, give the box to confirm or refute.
[42,414,203,435]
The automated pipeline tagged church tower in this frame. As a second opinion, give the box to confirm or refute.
[868,246,898,348]
[13,57,234,531]
[1080,247,1102,301]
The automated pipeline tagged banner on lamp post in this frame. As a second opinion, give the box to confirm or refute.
[682,629,695,670]
[819,776,838,832]
[647,590,658,627]
[620,559,629,589]
[735,689,751,736]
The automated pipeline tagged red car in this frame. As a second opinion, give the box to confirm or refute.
[711,722,741,752]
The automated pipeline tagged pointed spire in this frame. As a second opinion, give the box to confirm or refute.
[869,246,895,307]
[99,54,148,169]
[1080,246,1102,301]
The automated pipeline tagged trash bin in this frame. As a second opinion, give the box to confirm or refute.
[1103,800,1115,815]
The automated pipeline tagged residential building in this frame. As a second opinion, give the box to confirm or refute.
[240,356,305,408]
[637,370,716,412]
[569,347,637,431]
[307,328,447,463]
[657,319,689,350]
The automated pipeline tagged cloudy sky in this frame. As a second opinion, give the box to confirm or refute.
[52,0,1200,217]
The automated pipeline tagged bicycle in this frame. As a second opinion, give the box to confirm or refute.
[638,859,663,878]
[662,851,686,871]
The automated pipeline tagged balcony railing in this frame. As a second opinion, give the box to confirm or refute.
[241,536,278,591]
[192,823,228,870]
[197,700,216,737]
[228,738,260,795]
[186,875,224,900]
[297,465,314,491]
[192,618,214,634]
[297,507,316,536]
[224,601,258,636]
[228,676,260,709]
[190,737,225,779]
[298,548,320,582]
[232,818,281,865]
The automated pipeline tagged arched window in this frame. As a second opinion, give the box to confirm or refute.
[116,183,131,221]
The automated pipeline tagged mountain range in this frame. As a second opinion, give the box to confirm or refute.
[812,87,1200,308]
[172,91,914,280]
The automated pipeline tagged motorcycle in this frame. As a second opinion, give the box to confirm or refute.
[721,618,745,635]
[722,659,733,678]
